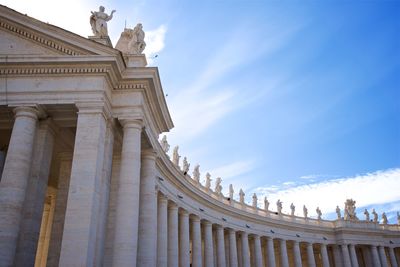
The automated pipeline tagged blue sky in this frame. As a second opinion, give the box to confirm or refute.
[3,0,399,222]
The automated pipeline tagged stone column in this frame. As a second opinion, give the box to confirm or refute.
[388,247,398,267]
[112,119,142,267]
[0,149,5,179]
[46,154,72,267]
[216,225,226,267]
[253,235,263,267]
[239,232,249,267]
[168,203,179,267]
[293,241,302,267]
[341,244,352,267]
[179,210,190,267]
[266,237,276,267]
[137,149,158,267]
[280,239,289,267]
[0,106,38,266]
[157,194,168,267]
[379,246,389,267]
[371,245,382,267]
[349,244,359,267]
[320,244,330,267]
[204,221,215,267]
[15,119,56,267]
[228,229,238,267]
[59,104,108,267]
[333,245,343,267]
[305,243,316,267]
[191,215,202,267]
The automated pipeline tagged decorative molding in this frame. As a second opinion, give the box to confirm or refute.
[115,83,147,90]
[0,66,110,75]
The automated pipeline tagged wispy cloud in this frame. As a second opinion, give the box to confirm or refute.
[207,160,256,181]
[145,25,167,64]
[253,168,400,221]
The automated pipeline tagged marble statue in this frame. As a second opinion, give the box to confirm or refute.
[344,199,358,221]
[215,177,223,195]
[264,197,270,211]
[303,205,308,219]
[336,206,341,220]
[372,209,378,223]
[182,157,190,174]
[316,207,322,220]
[382,212,388,225]
[398,212,400,225]
[252,193,258,208]
[90,6,116,37]
[239,189,245,204]
[290,203,295,216]
[115,23,146,54]
[276,199,283,215]
[205,173,212,190]
[364,209,370,221]
[229,184,234,201]
[172,146,180,166]
[160,135,170,153]
[192,164,200,183]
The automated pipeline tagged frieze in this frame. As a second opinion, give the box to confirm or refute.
[0,66,110,75]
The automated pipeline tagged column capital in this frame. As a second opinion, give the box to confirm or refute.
[141,149,158,160]
[118,118,143,130]
[203,220,213,226]
[191,214,200,222]
[159,193,168,203]
[75,101,112,119]
[179,209,189,216]
[13,106,40,120]
[168,202,178,210]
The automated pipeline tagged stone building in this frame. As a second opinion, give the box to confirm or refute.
[0,4,399,267]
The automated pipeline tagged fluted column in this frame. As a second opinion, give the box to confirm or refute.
[157,195,168,267]
[320,244,330,267]
[241,232,250,267]
[349,244,359,267]
[228,229,238,267]
[280,239,289,267]
[204,221,214,267]
[137,150,158,267]
[293,241,302,267]
[305,243,316,267]
[332,245,343,267]
[216,225,226,267]
[112,119,142,267]
[388,247,398,267]
[179,210,190,267]
[253,235,263,267]
[371,245,381,267]
[191,215,202,267]
[168,203,179,267]
[341,244,352,267]
[0,107,38,266]
[266,237,276,267]
[379,246,388,267]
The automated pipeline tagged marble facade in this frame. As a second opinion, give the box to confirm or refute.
[0,4,399,267]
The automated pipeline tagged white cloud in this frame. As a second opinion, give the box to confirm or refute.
[145,25,167,64]
[207,160,256,181]
[254,168,400,219]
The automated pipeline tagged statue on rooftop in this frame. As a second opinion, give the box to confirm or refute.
[160,135,170,153]
[344,199,358,221]
[205,173,212,190]
[372,209,378,223]
[264,197,270,211]
[335,206,341,220]
[215,177,223,195]
[182,157,190,175]
[290,203,295,216]
[364,209,370,221]
[303,205,308,219]
[252,193,258,208]
[129,23,146,54]
[229,184,234,201]
[192,164,200,183]
[90,6,116,37]
[239,189,245,204]
[172,146,180,166]
[316,207,322,220]
[382,212,388,225]
[276,199,283,215]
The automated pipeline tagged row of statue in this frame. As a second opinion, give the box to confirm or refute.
[160,136,400,225]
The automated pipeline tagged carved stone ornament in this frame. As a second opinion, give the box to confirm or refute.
[160,135,170,153]
[290,203,295,216]
[239,189,245,204]
[90,6,116,37]
[252,193,258,208]
[214,177,222,195]
[192,164,200,183]
[276,199,282,215]
[182,157,190,174]
[344,199,358,221]
[115,23,146,55]
[172,146,180,166]
[303,205,308,219]
[264,197,270,211]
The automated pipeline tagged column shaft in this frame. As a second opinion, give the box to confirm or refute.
[306,243,316,267]
[216,225,226,267]
[280,239,289,267]
[168,204,179,267]
[349,244,359,267]
[191,216,202,267]
[388,247,398,267]
[157,195,168,267]
[253,235,263,267]
[320,244,330,267]
[371,245,382,267]
[59,108,107,267]
[341,244,352,267]
[293,241,302,267]
[333,245,343,267]
[204,221,214,267]
[241,232,250,267]
[266,237,276,267]
[0,107,38,266]
[179,210,190,267]
[112,120,142,267]
[379,246,389,267]
[228,229,238,267]
[137,150,158,267]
